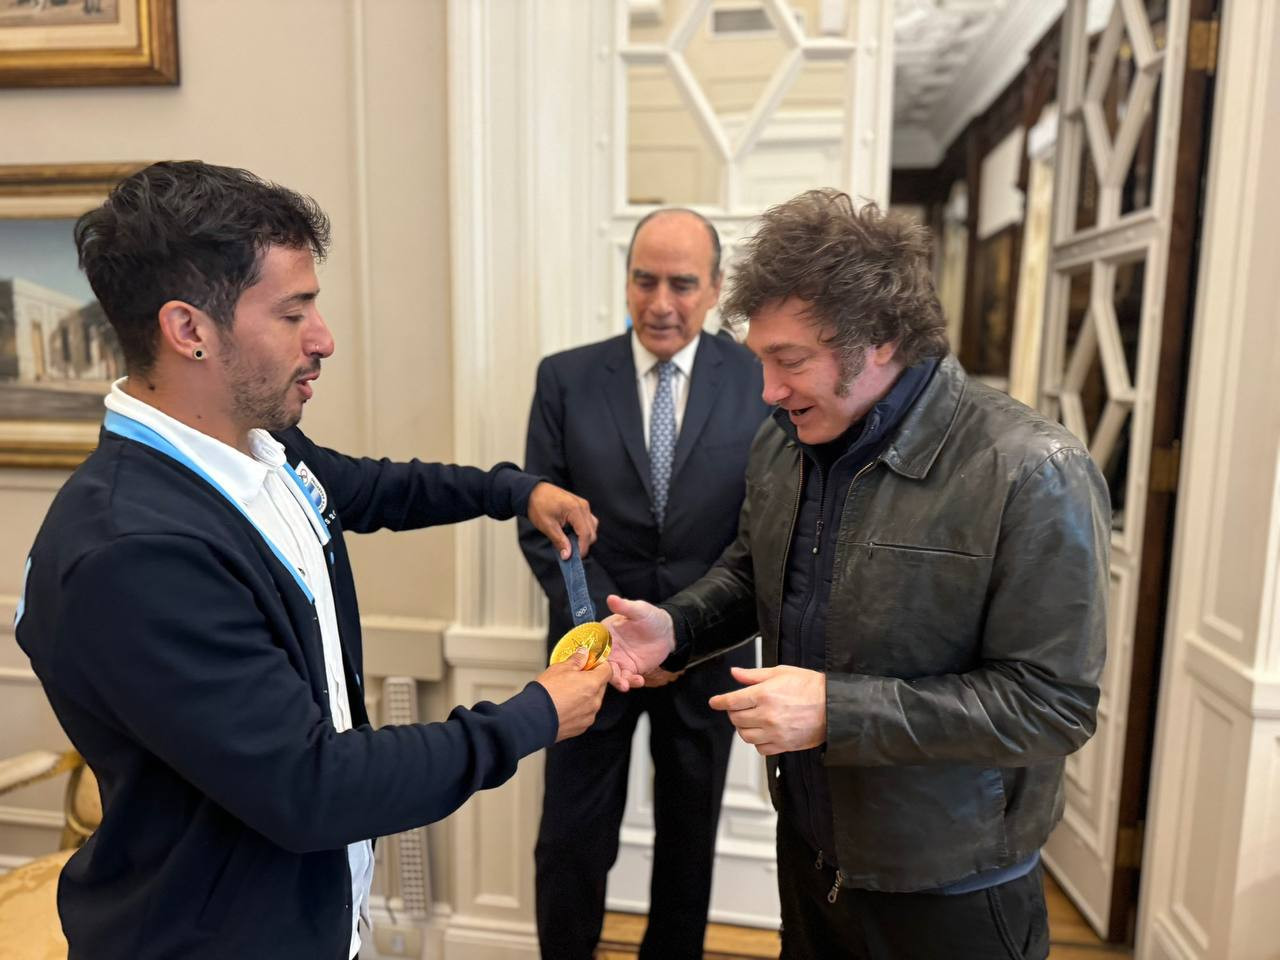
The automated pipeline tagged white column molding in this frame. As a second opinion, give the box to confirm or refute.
[847,0,894,206]
[444,1,612,955]
[1137,3,1280,958]
[360,616,448,683]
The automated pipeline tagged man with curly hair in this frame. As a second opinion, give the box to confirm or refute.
[604,189,1110,958]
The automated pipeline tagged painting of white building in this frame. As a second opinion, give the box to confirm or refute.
[0,277,123,420]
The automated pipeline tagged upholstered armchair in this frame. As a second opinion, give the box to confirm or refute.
[0,749,99,960]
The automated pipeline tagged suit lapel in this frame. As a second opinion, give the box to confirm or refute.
[603,335,654,501]
[671,332,724,481]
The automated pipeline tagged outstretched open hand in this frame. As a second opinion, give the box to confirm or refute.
[601,594,676,691]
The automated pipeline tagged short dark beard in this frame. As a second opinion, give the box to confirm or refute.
[220,340,309,433]
[833,345,867,398]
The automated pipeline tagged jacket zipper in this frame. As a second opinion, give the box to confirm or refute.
[807,457,878,897]
[827,872,844,904]
[814,848,846,903]
[773,453,803,646]
[799,466,827,851]
[775,450,877,899]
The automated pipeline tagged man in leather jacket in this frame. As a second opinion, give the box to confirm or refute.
[603,189,1110,959]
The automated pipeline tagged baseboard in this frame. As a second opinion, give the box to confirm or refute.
[440,913,538,960]
[360,899,448,960]
[607,840,781,929]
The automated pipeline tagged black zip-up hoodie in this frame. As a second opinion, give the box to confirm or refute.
[16,425,557,960]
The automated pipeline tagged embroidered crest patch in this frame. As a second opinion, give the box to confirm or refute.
[293,461,328,514]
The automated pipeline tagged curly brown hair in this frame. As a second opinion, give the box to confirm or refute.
[721,189,949,374]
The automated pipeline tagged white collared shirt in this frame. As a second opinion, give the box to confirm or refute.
[103,380,373,960]
[631,330,700,448]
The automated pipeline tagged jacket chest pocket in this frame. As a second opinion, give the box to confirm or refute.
[832,541,993,677]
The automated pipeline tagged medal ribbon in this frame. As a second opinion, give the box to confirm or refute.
[556,532,596,626]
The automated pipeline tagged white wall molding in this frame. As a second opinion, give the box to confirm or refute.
[1260,408,1280,679]
[360,615,447,682]
[445,2,612,955]
[443,626,544,672]
[721,108,844,146]
[1137,2,1280,957]
[1183,633,1280,721]
[0,806,62,830]
[348,0,377,448]
[850,0,895,206]
[0,471,68,494]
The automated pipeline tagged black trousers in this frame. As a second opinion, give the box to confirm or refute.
[776,814,1050,960]
[534,664,740,960]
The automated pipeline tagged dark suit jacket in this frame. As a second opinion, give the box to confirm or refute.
[519,330,769,650]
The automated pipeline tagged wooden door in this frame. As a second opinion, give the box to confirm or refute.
[1038,0,1218,941]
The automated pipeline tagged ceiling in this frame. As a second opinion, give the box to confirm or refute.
[893,0,1011,128]
[892,0,1066,167]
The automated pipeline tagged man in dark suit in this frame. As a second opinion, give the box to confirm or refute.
[518,209,770,959]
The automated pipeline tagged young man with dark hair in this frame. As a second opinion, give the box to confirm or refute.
[15,160,609,960]
[605,189,1110,959]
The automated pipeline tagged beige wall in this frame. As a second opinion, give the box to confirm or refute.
[0,0,455,869]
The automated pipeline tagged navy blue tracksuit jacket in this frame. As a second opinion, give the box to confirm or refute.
[15,425,557,959]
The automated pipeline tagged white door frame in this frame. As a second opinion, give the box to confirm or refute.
[1038,0,1191,937]
[1136,3,1280,958]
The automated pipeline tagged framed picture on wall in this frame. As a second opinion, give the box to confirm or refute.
[963,225,1018,387]
[0,0,177,87]
[0,162,144,467]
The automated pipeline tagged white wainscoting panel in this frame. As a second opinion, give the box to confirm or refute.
[441,626,548,960]
[444,0,614,955]
[1136,3,1280,956]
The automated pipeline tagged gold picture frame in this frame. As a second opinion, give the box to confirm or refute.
[0,162,145,468]
[0,0,177,88]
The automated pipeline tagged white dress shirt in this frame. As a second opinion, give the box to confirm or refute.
[103,381,373,960]
[631,330,700,447]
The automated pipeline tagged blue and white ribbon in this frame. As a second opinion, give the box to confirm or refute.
[556,532,596,626]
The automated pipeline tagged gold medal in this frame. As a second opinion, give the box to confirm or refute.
[549,621,611,670]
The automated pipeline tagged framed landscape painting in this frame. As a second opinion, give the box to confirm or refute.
[0,0,177,87]
[0,162,143,467]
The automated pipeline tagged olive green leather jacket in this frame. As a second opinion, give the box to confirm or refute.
[666,355,1110,891]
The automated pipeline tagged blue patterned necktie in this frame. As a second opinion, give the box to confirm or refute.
[650,361,676,529]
